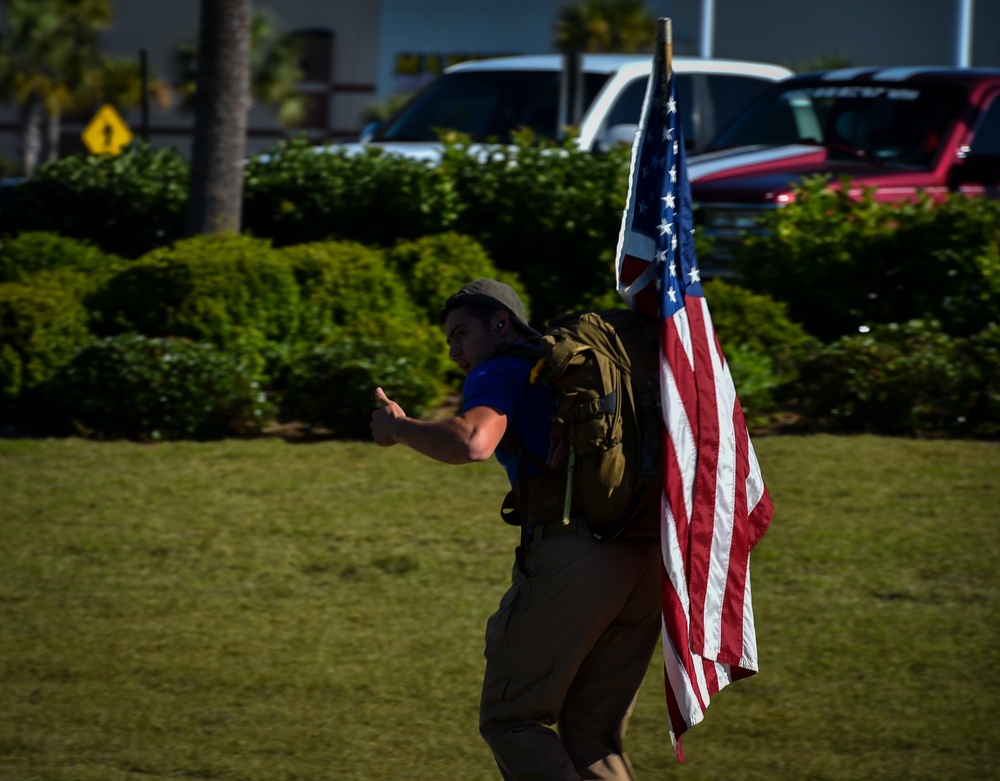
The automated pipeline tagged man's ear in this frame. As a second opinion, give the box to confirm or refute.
[492,312,506,335]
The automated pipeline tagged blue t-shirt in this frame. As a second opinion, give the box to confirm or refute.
[462,354,558,486]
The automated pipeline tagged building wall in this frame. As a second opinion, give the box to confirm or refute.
[686,0,1000,70]
[1,0,997,170]
[100,0,381,157]
[0,0,382,166]
[374,0,1000,101]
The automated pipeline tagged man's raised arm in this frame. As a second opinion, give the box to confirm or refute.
[370,387,507,465]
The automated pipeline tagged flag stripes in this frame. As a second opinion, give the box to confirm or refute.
[613,22,773,761]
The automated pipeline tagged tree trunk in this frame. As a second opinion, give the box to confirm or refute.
[44,108,61,166]
[20,97,44,176]
[185,0,252,236]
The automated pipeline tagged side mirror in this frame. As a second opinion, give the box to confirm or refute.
[598,123,638,153]
[359,121,380,144]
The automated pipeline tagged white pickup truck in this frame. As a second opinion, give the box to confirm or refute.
[340,54,793,161]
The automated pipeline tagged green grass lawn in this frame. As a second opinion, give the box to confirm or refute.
[1,434,998,781]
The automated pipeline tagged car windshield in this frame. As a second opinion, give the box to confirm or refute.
[709,79,969,169]
[374,69,612,144]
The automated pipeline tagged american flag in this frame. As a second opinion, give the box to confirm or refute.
[614,34,774,762]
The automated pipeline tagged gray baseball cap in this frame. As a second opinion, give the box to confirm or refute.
[440,278,541,338]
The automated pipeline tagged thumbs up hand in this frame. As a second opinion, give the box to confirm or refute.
[371,387,404,446]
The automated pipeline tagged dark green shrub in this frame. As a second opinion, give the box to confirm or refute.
[0,142,189,258]
[0,231,127,285]
[952,322,1000,438]
[87,234,300,373]
[795,320,964,436]
[388,232,529,325]
[279,239,451,403]
[279,336,443,439]
[0,281,92,424]
[279,238,448,373]
[722,344,782,425]
[439,131,631,318]
[705,279,820,385]
[281,240,414,338]
[243,138,461,248]
[700,280,819,421]
[46,334,273,440]
[739,177,1000,340]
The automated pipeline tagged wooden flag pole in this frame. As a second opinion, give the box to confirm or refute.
[659,17,673,89]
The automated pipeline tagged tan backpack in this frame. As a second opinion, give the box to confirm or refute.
[500,309,662,539]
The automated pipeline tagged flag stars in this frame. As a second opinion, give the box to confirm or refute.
[662,193,676,210]
[669,166,677,183]
[688,266,701,284]
[658,219,674,236]
[667,97,677,114]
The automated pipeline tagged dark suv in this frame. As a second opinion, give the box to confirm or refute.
[689,67,1000,275]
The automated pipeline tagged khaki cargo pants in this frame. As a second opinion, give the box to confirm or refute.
[479,521,661,780]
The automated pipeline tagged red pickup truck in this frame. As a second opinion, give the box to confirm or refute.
[689,67,1000,276]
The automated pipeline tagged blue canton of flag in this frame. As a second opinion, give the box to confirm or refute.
[615,56,703,318]
[656,76,703,318]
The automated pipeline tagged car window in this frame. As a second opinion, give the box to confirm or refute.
[703,74,781,137]
[969,94,1000,156]
[376,70,611,144]
[710,80,969,169]
[602,74,697,148]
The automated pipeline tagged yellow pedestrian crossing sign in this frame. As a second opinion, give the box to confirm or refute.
[82,104,133,156]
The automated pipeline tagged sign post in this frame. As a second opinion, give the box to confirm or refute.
[82,105,133,156]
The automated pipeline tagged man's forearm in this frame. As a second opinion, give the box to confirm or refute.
[392,415,494,465]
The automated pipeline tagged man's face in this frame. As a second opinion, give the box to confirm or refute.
[444,306,501,376]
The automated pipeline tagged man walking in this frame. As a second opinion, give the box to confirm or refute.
[370,279,660,780]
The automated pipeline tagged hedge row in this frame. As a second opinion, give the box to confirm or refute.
[738,175,1000,341]
[0,231,523,439]
[2,229,997,441]
[1,136,630,319]
[1,142,998,439]
[6,141,999,346]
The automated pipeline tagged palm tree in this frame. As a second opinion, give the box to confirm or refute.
[173,8,306,127]
[184,0,251,236]
[0,0,113,174]
[554,0,657,54]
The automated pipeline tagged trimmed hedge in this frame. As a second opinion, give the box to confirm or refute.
[739,177,1000,341]
[388,232,528,326]
[243,138,460,248]
[278,239,451,414]
[281,239,419,342]
[794,320,999,438]
[0,141,189,258]
[45,334,273,441]
[438,131,632,318]
[87,234,300,359]
[0,231,126,285]
[704,279,821,421]
[279,336,443,439]
[0,280,92,422]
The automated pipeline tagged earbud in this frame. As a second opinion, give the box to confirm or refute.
[495,321,505,334]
